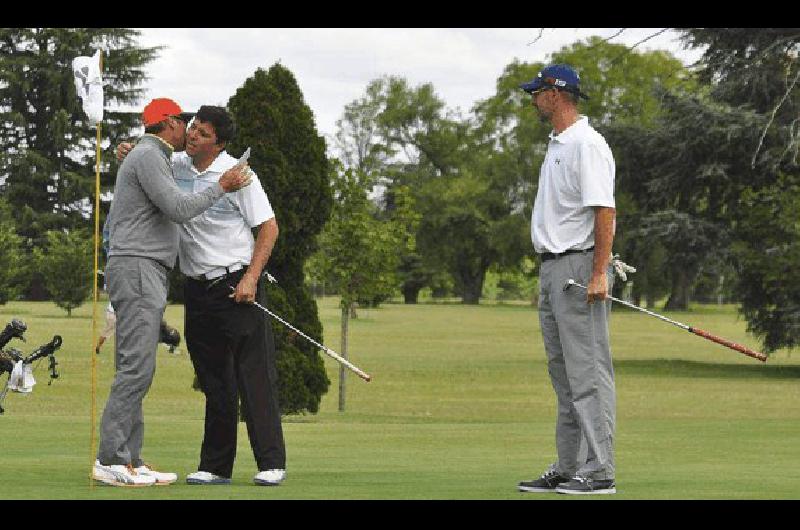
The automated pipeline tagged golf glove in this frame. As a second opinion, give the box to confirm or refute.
[611,254,637,282]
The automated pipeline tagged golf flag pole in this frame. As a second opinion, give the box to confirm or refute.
[90,118,100,485]
[73,48,104,484]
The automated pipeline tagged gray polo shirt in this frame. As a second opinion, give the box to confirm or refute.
[107,135,225,269]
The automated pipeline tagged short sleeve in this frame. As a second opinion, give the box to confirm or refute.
[578,140,615,208]
[233,173,275,228]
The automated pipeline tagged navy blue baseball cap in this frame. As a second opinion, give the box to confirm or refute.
[520,64,589,100]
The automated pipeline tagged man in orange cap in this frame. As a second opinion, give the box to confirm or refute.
[116,105,286,487]
[93,98,253,488]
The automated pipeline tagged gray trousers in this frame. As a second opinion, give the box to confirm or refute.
[97,256,167,466]
[538,251,616,480]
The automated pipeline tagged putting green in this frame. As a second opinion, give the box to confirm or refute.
[0,297,797,499]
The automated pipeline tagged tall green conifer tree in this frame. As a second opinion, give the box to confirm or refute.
[0,28,159,298]
[227,64,332,414]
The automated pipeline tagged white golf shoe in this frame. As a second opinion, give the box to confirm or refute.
[93,460,156,487]
[134,463,178,485]
[186,470,231,485]
[254,469,286,486]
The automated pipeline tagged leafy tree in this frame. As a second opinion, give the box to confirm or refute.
[676,28,800,350]
[606,89,766,310]
[334,77,463,303]
[682,29,800,117]
[310,161,408,410]
[0,28,160,299]
[0,198,25,305]
[337,75,529,304]
[733,176,800,352]
[333,80,390,176]
[417,165,528,304]
[32,229,93,316]
[635,210,730,310]
[226,63,332,415]
[474,39,693,305]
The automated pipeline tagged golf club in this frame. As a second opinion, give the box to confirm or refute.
[230,287,372,382]
[563,279,768,363]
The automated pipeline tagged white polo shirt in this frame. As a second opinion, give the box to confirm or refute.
[531,116,615,254]
[172,151,275,277]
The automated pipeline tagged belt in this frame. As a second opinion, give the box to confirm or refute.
[189,263,244,282]
[540,246,594,262]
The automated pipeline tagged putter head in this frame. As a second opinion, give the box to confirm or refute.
[563,279,576,291]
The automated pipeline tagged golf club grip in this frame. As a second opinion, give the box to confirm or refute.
[324,348,372,382]
[689,327,767,362]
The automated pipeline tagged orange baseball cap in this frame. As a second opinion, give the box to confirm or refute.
[142,98,195,127]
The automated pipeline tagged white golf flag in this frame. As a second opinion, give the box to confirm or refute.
[72,49,103,125]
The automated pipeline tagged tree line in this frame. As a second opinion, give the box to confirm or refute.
[309,29,800,356]
[0,29,331,414]
[1,29,798,411]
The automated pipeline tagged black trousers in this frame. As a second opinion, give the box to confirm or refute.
[185,268,286,477]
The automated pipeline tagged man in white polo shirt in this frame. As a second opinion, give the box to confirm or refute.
[117,105,285,487]
[515,64,617,495]
[176,106,286,487]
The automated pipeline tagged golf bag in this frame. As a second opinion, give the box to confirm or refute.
[0,318,62,414]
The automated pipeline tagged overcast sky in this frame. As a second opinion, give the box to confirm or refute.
[131,28,704,147]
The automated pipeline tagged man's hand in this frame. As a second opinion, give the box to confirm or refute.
[230,273,258,304]
[116,142,134,162]
[586,272,608,304]
[219,163,253,193]
[589,206,615,304]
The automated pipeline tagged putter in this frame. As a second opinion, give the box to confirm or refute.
[230,287,372,382]
[563,279,767,362]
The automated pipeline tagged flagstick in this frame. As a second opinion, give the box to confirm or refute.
[89,50,102,487]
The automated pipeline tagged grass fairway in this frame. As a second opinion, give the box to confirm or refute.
[0,296,798,500]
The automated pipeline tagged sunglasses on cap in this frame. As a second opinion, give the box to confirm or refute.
[530,87,556,97]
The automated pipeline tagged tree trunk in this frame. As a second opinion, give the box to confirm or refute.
[664,267,691,311]
[402,285,420,304]
[338,303,349,412]
[460,270,485,305]
[24,276,49,301]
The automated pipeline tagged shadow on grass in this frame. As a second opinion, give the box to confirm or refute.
[614,358,800,380]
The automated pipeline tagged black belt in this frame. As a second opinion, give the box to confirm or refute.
[188,265,247,284]
[540,246,594,262]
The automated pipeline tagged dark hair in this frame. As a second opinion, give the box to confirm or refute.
[144,121,167,134]
[195,105,236,144]
[561,89,580,105]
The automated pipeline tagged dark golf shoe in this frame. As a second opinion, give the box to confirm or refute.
[518,467,570,492]
[555,476,616,495]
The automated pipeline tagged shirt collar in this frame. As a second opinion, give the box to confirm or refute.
[141,133,175,154]
[191,150,234,175]
[549,115,589,143]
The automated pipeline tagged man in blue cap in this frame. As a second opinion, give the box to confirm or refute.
[516,64,618,495]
